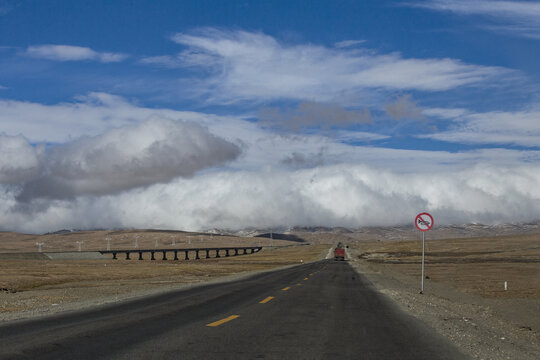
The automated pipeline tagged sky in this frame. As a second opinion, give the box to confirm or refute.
[1,0,540,233]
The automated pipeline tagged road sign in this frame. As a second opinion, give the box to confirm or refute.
[415,212,433,232]
[414,212,434,294]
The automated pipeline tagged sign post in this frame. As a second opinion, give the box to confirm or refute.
[415,212,434,294]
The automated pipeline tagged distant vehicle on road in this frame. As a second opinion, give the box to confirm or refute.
[334,247,345,261]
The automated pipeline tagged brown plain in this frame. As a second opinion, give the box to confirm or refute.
[353,233,540,299]
[1,228,539,316]
[0,230,328,315]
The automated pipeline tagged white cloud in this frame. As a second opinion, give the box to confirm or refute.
[2,93,540,174]
[3,163,540,233]
[0,92,224,142]
[410,0,540,39]
[424,109,540,147]
[5,119,240,201]
[334,131,390,142]
[139,55,183,68]
[0,85,7,90]
[334,40,366,48]
[422,107,469,119]
[140,28,510,104]
[25,45,128,62]
[2,94,540,232]
[0,135,42,184]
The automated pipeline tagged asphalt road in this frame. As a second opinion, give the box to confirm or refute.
[0,260,468,359]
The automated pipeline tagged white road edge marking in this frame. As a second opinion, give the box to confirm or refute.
[344,247,351,260]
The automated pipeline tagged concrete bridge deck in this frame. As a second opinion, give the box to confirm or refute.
[99,246,263,260]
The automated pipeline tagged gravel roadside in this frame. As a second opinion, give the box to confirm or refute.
[348,249,540,360]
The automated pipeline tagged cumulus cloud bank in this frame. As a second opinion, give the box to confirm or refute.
[2,93,540,233]
[1,119,241,202]
[0,135,42,184]
[2,164,540,233]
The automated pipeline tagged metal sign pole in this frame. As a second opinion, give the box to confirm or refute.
[415,212,433,295]
[421,231,425,294]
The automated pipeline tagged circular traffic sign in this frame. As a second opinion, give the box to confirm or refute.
[415,212,434,232]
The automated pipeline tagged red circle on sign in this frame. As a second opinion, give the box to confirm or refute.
[415,212,434,232]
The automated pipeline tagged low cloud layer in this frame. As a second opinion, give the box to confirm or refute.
[2,94,540,233]
[2,163,540,233]
[1,119,241,202]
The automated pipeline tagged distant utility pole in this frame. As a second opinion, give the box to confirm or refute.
[187,236,192,245]
[171,235,176,246]
[270,230,273,248]
[105,237,111,251]
[76,241,83,252]
[36,242,44,252]
[155,238,159,248]
[134,235,139,249]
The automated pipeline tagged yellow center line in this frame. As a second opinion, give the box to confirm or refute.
[303,277,309,280]
[282,286,291,291]
[206,315,240,327]
[259,296,274,304]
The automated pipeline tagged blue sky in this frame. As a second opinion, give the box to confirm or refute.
[2,0,540,232]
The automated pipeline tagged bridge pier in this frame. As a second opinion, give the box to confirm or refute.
[138,251,143,260]
[162,251,167,260]
[215,249,220,258]
[195,250,200,260]
[174,251,179,260]
[234,249,239,256]
[125,252,131,260]
[184,251,189,260]
[225,249,230,257]
[151,251,155,260]
[205,249,210,258]
[112,252,117,260]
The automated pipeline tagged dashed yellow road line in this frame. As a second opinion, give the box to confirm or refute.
[303,277,309,280]
[282,286,291,291]
[259,296,274,304]
[206,315,240,327]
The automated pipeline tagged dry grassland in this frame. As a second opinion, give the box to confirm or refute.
[0,234,328,317]
[354,234,540,298]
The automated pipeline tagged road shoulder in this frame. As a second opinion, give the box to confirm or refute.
[347,251,540,360]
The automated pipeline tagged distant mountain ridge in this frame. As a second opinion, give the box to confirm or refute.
[41,220,540,240]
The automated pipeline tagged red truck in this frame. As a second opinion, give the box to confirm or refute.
[334,247,345,261]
